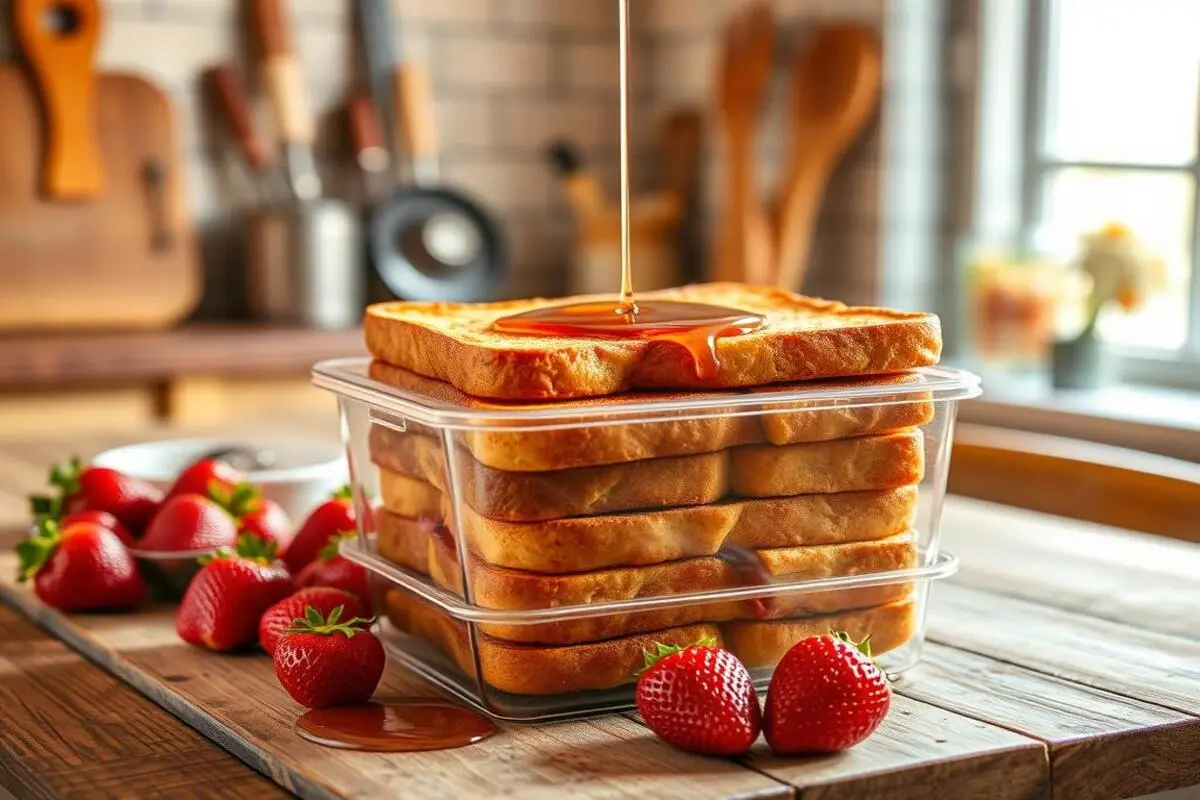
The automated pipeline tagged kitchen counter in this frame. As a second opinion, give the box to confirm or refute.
[0,429,1197,799]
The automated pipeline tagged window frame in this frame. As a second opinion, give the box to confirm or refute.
[1020,0,1200,388]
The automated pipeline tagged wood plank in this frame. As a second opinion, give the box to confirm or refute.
[0,605,286,800]
[745,695,1048,800]
[0,323,365,389]
[0,561,790,800]
[898,643,1200,800]
[927,583,1200,715]
[942,498,1200,640]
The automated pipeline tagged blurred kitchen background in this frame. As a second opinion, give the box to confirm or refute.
[0,0,1196,463]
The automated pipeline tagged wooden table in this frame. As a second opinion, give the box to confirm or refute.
[0,430,1197,800]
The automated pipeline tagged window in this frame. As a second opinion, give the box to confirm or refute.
[1023,0,1200,361]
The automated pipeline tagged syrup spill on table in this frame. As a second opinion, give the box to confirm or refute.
[492,300,765,380]
[295,701,496,752]
[490,0,766,379]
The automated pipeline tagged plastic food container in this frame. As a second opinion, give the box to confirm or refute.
[314,358,981,720]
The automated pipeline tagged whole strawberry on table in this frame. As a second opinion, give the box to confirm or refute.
[273,605,385,709]
[635,631,891,757]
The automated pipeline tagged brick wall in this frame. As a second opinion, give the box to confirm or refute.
[0,0,892,315]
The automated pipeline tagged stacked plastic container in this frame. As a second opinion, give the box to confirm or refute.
[315,358,980,720]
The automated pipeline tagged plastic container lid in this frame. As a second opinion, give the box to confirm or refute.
[312,358,982,433]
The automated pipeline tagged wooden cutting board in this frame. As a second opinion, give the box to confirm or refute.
[0,1,199,330]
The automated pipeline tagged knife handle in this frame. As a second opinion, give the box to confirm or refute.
[203,66,272,171]
[348,93,389,174]
[13,0,105,199]
[394,62,438,181]
[250,0,313,145]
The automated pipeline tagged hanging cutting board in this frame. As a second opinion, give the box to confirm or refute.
[0,0,200,330]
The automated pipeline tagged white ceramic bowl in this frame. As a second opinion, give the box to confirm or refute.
[91,437,347,523]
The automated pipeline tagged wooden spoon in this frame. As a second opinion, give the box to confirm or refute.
[711,2,775,284]
[773,24,882,290]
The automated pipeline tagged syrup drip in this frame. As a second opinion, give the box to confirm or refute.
[492,300,764,380]
[489,0,767,378]
[295,701,496,752]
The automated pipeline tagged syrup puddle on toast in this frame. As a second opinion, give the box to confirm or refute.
[295,701,496,752]
[490,0,766,381]
[492,300,765,381]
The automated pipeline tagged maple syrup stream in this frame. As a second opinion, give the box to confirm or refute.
[491,0,766,380]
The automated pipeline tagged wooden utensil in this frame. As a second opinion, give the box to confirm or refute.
[0,1,199,330]
[203,65,283,204]
[712,2,774,285]
[661,109,703,209]
[394,62,439,186]
[773,24,882,291]
[251,0,321,201]
[348,93,391,203]
[12,0,104,199]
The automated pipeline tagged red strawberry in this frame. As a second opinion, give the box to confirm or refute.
[635,637,761,756]
[139,494,239,552]
[272,606,384,709]
[176,535,294,651]
[166,458,243,501]
[764,632,891,754]
[259,587,365,656]
[295,533,370,607]
[211,482,295,554]
[16,518,145,612]
[60,510,134,547]
[285,485,355,573]
[33,457,162,537]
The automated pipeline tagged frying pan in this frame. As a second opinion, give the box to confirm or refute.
[355,0,504,301]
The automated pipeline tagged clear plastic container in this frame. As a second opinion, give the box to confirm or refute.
[314,358,981,720]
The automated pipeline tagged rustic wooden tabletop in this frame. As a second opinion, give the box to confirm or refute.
[0,428,1197,800]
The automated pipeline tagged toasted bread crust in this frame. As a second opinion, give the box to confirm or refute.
[372,431,925,521]
[367,361,934,472]
[378,478,918,572]
[365,283,942,400]
[376,511,915,644]
[725,598,918,668]
[383,588,915,694]
[730,430,925,497]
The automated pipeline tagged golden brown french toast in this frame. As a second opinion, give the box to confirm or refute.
[373,430,925,522]
[364,283,941,401]
[367,361,935,472]
[376,482,918,573]
[382,588,916,695]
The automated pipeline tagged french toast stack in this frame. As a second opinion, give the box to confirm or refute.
[361,284,943,696]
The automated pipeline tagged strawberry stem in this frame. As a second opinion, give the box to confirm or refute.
[15,517,61,582]
[331,484,352,500]
[831,629,873,660]
[198,534,278,566]
[209,481,261,519]
[636,634,718,676]
[285,604,375,638]
[317,531,356,562]
[48,456,83,499]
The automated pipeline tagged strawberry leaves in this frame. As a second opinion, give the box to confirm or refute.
[317,531,356,562]
[285,604,375,638]
[209,481,262,519]
[831,629,873,660]
[16,517,61,582]
[638,635,719,675]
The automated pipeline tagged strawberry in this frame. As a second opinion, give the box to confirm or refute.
[60,510,134,547]
[272,605,384,709]
[635,637,761,756]
[176,535,294,651]
[211,482,295,554]
[764,632,891,754]
[259,586,366,656]
[295,533,370,607]
[31,457,162,537]
[285,485,355,573]
[139,494,239,552]
[166,458,243,501]
[16,518,145,612]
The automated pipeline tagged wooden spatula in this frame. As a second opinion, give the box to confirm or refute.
[773,24,882,290]
[13,0,104,199]
[711,2,774,285]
